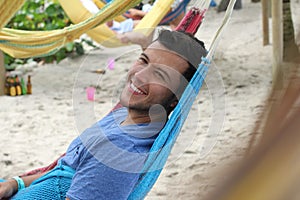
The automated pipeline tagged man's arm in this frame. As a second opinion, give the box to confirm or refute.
[20,172,47,187]
[0,172,47,199]
[127,8,147,18]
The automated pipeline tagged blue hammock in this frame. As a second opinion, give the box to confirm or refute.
[11,161,75,200]
[129,0,238,196]
[128,57,210,199]
[2,58,209,200]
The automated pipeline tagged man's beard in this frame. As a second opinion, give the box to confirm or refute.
[122,93,176,116]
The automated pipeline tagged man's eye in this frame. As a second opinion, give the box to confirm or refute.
[138,57,148,64]
[154,70,164,80]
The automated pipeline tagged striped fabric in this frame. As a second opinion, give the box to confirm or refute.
[0,0,142,58]
[160,0,191,25]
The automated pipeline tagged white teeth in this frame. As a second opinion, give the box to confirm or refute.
[130,83,145,94]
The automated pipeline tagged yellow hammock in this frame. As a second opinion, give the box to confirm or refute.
[0,0,26,29]
[91,0,127,22]
[0,0,174,58]
[58,0,174,47]
[0,0,140,58]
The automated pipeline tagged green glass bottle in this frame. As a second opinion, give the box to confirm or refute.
[20,77,27,95]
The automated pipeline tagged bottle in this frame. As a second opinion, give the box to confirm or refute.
[4,77,10,95]
[15,76,22,96]
[27,75,32,95]
[20,77,27,95]
[9,78,16,96]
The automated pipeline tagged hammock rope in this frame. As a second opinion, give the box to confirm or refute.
[207,0,237,59]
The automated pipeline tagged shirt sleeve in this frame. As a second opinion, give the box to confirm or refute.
[66,149,140,200]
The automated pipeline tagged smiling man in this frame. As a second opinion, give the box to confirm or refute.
[120,46,187,125]
[0,30,207,200]
[120,30,207,125]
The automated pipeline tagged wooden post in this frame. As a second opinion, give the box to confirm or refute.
[271,0,283,89]
[262,0,269,45]
[0,51,5,96]
[268,0,272,18]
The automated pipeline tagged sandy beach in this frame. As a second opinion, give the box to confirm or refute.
[1,1,299,199]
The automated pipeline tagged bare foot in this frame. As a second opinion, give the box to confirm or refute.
[117,31,153,50]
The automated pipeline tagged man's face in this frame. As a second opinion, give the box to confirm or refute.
[120,41,189,113]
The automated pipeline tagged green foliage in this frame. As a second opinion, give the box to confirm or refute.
[5,0,96,69]
[6,0,69,31]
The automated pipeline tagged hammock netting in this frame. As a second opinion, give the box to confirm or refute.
[11,162,74,200]
[0,0,237,199]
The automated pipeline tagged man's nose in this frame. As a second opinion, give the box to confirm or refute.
[134,66,151,83]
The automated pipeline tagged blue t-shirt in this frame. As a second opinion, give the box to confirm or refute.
[60,107,164,200]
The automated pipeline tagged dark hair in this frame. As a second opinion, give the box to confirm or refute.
[178,31,206,81]
[155,29,207,70]
[155,30,207,100]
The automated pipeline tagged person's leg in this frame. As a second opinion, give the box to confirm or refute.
[117,29,154,50]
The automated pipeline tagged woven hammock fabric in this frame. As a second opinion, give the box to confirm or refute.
[175,8,207,35]
[0,0,177,58]
[11,161,75,200]
[0,0,26,29]
[59,0,175,48]
[133,0,176,35]
[0,0,142,58]
[159,0,191,25]
[92,0,127,22]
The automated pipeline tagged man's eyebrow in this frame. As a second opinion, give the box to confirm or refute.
[140,52,171,82]
[141,53,149,61]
